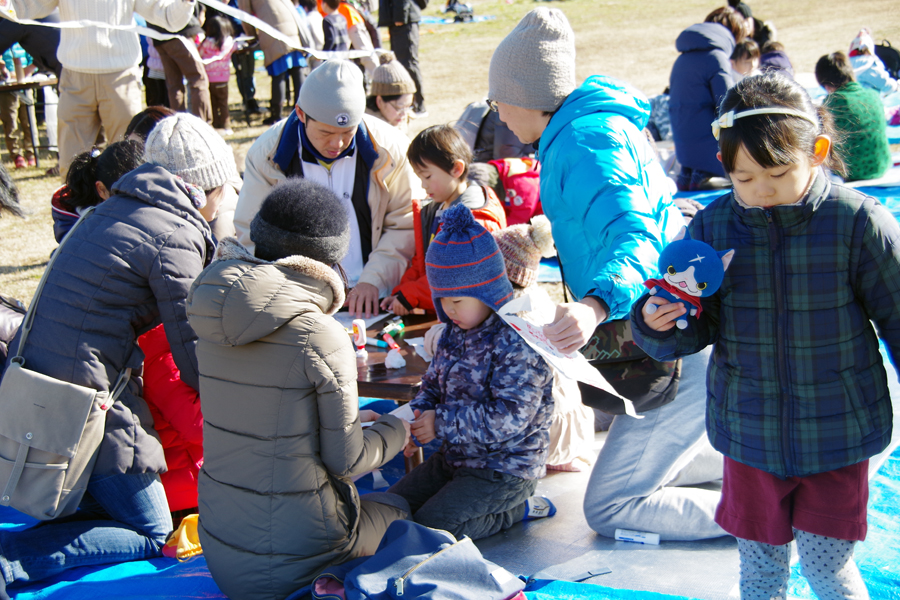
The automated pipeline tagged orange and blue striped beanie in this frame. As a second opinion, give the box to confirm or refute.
[426,204,514,323]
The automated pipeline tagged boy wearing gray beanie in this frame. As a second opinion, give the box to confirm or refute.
[489,9,726,542]
[234,59,422,320]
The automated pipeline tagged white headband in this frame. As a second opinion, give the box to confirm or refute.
[711,107,818,140]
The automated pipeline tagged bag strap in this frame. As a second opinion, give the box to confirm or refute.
[12,207,95,363]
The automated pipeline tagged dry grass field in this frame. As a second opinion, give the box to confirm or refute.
[2,0,899,303]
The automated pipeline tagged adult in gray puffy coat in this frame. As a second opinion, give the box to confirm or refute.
[188,178,412,600]
[0,113,236,598]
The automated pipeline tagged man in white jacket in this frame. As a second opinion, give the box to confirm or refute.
[11,0,197,178]
[234,60,421,317]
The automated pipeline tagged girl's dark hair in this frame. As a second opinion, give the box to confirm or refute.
[705,7,746,44]
[407,124,473,180]
[731,39,760,61]
[365,94,404,111]
[717,73,846,176]
[322,0,341,9]
[203,14,233,48]
[815,52,855,89]
[124,106,176,142]
[0,162,24,219]
[66,140,145,209]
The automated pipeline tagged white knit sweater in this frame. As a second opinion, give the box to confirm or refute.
[12,0,195,74]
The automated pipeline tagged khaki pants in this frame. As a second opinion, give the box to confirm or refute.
[58,67,143,178]
[0,91,34,160]
[154,37,212,123]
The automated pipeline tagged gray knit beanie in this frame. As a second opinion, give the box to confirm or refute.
[370,53,417,97]
[298,60,366,128]
[143,113,238,191]
[250,178,350,264]
[488,8,577,112]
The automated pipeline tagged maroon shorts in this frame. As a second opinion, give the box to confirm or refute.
[715,457,868,546]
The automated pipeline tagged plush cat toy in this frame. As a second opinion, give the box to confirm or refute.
[644,227,734,329]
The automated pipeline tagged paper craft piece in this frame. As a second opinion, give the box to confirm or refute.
[402,336,432,362]
[385,348,406,369]
[498,295,641,418]
[0,0,16,20]
[389,402,415,422]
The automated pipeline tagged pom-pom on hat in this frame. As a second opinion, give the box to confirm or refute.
[849,28,875,57]
[298,60,365,128]
[426,204,514,323]
[493,215,555,288]
[143,113,238,192]
[370,52,417,97]
[250,178,350,263]
[488,7,576,112]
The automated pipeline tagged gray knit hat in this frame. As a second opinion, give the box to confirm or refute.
[370,53,416,97]
[250,178,350,264]
[488,8,576,112]
[143,113,237,191]
[298,60,366,128]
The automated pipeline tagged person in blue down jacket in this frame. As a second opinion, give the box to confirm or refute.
[668,7,745,191]
[0,113,235,598]
[488,8,728,541]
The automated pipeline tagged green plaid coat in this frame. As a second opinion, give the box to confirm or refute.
[632,175,899,478]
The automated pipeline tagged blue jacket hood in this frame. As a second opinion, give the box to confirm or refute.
[540,75,651,152]
[676,22,735,56]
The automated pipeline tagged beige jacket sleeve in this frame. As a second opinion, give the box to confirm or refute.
[356,119,421,296]
[307,317,406,477]
[134,0,197,31]
[233,124,284,251]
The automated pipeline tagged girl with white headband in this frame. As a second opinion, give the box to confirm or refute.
[632,72,900,600]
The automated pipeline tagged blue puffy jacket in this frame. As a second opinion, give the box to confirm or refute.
[669,22,736,177]
[537,75,683,320]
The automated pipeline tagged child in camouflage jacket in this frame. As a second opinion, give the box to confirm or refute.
[387,204,556,540]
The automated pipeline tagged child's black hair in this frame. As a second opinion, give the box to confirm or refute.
[815,52,856,90]
[732,39,760,62]
[0,162,24,219]
[124,106,177,142]
[717,73,846,177]
[407,124,473,180]
[65,140,145,209]
[203,14,234,49]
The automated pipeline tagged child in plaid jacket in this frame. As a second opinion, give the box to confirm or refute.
[632,73,900,600]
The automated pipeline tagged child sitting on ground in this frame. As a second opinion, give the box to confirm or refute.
[493,217,596,471]
[387,204,556,541]
[848,28,899,95]
[51,140,145,242]
[816,51,892,182]
[380,124,506,315]
[632,73,900,599]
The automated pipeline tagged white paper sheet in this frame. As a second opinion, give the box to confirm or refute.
[497,296,641,418]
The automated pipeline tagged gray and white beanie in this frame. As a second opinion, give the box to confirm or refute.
[298,60,366,128]
[488,7,577,112]
[143,113,238,192]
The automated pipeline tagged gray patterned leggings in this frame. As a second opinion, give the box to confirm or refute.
[737,529,869,599]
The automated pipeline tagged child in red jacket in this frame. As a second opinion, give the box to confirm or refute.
[381,125,507,315]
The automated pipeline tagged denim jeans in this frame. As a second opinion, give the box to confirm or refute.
[0,472,171,586]
[583,346,728,541]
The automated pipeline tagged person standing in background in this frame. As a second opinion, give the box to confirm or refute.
[9,0,197,179]
[378,0,427,117]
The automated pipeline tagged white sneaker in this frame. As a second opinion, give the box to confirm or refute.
[216,128,234,137]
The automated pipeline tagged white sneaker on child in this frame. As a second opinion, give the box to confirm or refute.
[523,496,557,521]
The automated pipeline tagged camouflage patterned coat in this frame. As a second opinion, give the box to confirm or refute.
[412,312,554,480]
